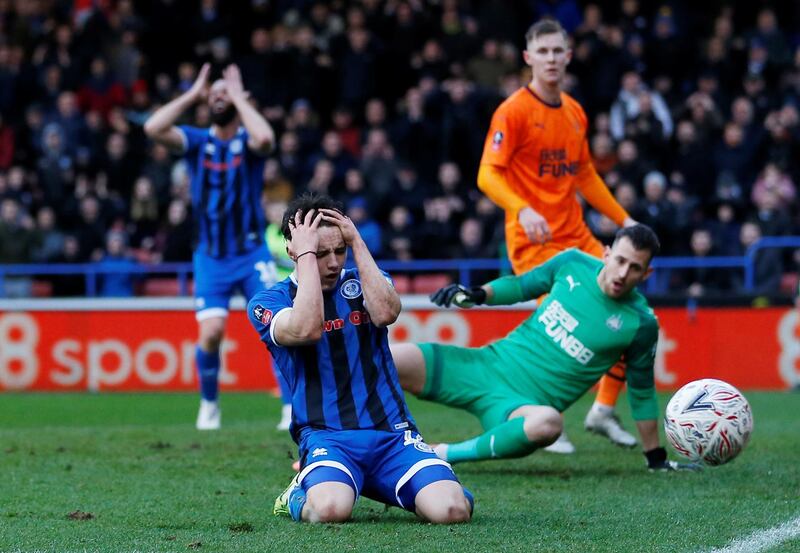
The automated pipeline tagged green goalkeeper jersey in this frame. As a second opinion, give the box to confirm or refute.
[485,248,659,421]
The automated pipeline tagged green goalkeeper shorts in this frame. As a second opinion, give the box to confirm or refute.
[418,342,546,430]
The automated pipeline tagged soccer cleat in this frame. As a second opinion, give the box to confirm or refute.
[273,472,304,519]
[584,409,637,448]
[543,431,576,454]
[276,404,292,431]
[196,399,221,430]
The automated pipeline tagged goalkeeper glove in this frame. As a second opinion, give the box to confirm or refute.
[430,284,487,308]
[644,447,702,472]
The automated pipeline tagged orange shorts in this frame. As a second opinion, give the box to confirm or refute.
[511,232,604,274]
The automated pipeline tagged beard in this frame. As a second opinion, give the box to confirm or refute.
[211,104,237,127]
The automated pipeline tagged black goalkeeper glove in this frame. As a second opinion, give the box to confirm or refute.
[644,447,702,472]
[430,284,487,308]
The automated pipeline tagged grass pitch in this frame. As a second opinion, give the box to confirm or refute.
[1,391,798,553]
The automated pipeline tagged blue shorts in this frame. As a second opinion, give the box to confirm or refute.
[296,428,459,513]
[193,245,277,320]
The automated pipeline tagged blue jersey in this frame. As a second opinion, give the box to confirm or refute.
[247,268,417,442]
[178,125,267,258]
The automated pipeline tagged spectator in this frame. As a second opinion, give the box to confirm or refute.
[95,231,139,297]
[383,205,416,261]
[638,171,677,253]
[73,195,107,261]
[50,235,86,297]
[128,176,160,248]
[346,196,382,258]
[0,198,35,297]
[590,133,618,177]
[609,71,672,142]
[670,120,716,201]
[709,201,741,257]
[31,206,65,263]
[391,87,440,178]
[419,197,458,259]
[36,124,73,206]
[713,123,756,204]
[77,57,127,118]
[751,163,796,213]
[359,128,397,203]
[680,228,731,298]
[733,221,782,295]
[467,39,514,90]
[156,200,193,263]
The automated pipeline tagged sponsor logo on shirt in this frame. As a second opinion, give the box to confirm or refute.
[538,148,579,177]
[537,299,595,364]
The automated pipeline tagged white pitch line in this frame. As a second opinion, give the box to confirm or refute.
[704,515,800,553]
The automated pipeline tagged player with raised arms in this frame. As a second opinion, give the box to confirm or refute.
[247,193,473,523]
[144,63,291,430]
[477,18,638,452]
[392,225,697,472]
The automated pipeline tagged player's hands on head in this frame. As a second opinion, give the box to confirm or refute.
[518,207,552,244]
[430,284,487,308]
[222,64,247,101]
[319,208,358,245]
[644,447,702,472]
[289,209,322,260]
[189,63,211,101]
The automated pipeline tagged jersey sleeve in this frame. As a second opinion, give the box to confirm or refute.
[479,102,516,168]
[176,125,207,156]
[247,287,293,348]
[487,249,579,305]
[624,311,660,421]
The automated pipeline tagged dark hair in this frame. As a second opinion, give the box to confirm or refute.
[281,192,344,240]
[525,19,568,44]
[613,224,661,259]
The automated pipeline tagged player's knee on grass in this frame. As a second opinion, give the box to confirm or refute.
[389,342,427,396]
[516,406,562,446]
[414,481,471,524]
[305,482,355,523]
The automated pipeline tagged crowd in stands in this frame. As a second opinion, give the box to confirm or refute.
[0,0,798,297]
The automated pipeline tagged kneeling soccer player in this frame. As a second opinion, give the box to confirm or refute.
[392,225,697,472]
[247,193,473,523]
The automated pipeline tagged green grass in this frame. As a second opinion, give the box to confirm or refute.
[1,392,798,553]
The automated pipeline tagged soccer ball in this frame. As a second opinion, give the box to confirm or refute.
[664,378,753,466]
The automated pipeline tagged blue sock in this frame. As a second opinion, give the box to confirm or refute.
[462,487,475,515]
[195,346,220,401]
[288,487,307,522]
[275,369,292,405]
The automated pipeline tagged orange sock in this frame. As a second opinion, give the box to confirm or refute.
[595,361,626,408]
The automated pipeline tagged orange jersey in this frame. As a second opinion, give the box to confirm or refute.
[479,87,628,272]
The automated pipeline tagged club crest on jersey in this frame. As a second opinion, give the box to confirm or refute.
[230,139,243,154]
[204,143,216,154]
[491,130,504,151]
[606,314,623,332]
[252,304,272,325]
[340,279,362,299]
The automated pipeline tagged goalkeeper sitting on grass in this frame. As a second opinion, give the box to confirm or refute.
[391,224,697,471]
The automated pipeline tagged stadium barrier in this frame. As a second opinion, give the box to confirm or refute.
[0,297,797,393]
[1,236,799,296]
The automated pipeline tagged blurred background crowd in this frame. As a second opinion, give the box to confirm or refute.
[0,0,798,297]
